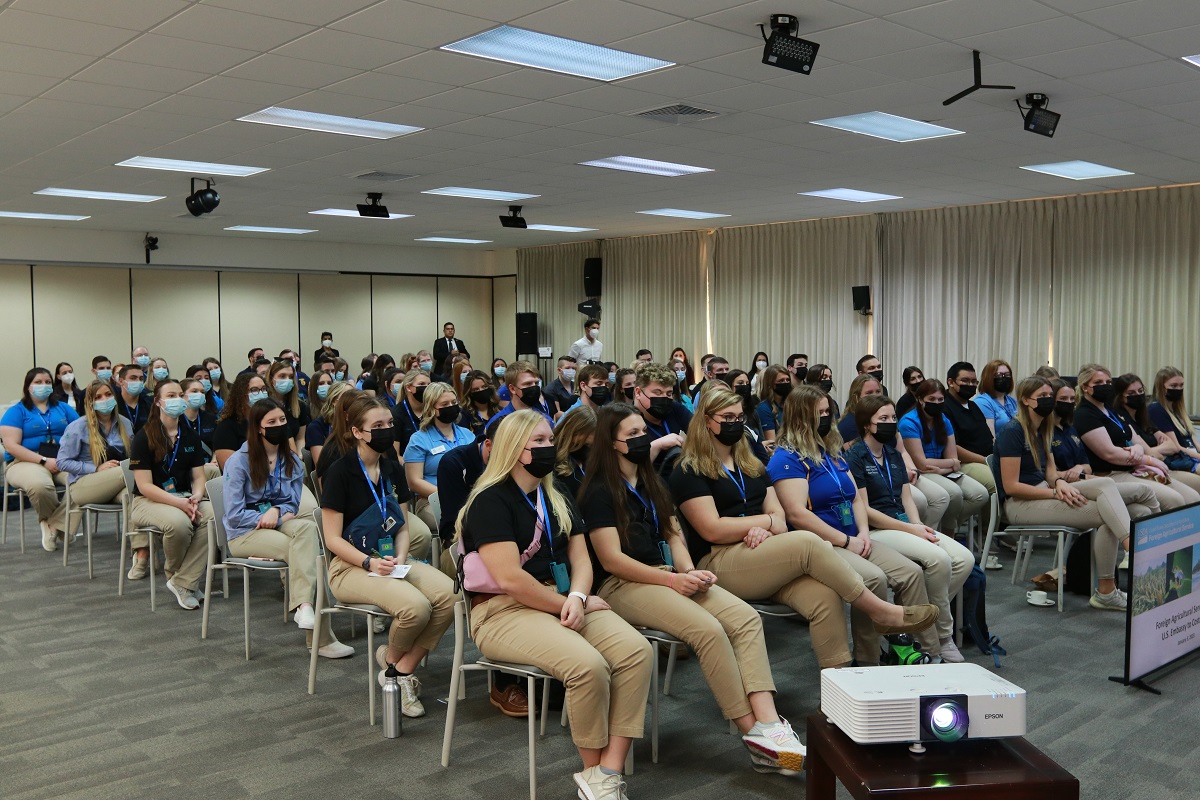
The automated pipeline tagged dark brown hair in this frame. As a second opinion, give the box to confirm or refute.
[246,398,297,489]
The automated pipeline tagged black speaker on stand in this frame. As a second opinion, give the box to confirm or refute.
[852,285,873,316]
[584,257,603,297]
[516,312,539,356]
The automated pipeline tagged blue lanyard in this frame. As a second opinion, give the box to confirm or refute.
[816,453,853,505]
[623,479,660,538]
[266,454,285,497]
[519,486,554,558]
[435,424,463,448]
[163,429,182,472]
[646,418,670,437]
[865,447,898,501]
[357,455,389,521]
[1104,407,1129,436]
[384,391,396,408]
[36,405,58,438]
[721,464,747,503]
[400,400,418,429]
[125,400,140,426]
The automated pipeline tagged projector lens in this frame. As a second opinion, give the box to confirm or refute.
[928,700,968,742]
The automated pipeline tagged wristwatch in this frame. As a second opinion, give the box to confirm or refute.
[362,555,372,571]
[39,457,47,466]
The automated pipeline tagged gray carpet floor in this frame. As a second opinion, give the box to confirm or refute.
[1,515,1196,800]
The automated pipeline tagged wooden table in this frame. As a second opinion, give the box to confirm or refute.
[805,714,1079,799]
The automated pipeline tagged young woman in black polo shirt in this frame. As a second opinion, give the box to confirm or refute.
[213,373,269,470]
[320,395,454,718]
[128,379,212,610]
[669,385,937,669]
[1113,372,1200,497]
[457,409,651,800]
[581,404,806,776]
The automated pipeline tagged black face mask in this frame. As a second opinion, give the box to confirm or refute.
[588,386,611,406]
[572,445,590,464]
[622,387,635,401]
[793,366,808,382]
[1166,388,1185,403]
[819,379,834,393]
[1034,396,1056,416]
[993,376,1014,394]
[773,382,793,398]
[470,389,492,405]
[437,405,460,424]
[620,433,652,464]
[817,415,832,437]
[1091,384,1115,404]
[1124,394,1146,411]
[955,384,978,400]
[734,384,752,400]
[520,385,543,408]
[523,445,556,478]
[869,369,884,383]
[365,427,395,453]
[873,422,898,445]
[262,424,290,446]
[923,401,945,417]
[1055,401,1075,420]
[715,373,732,388]
[646,397,673,419]
[714,421,744,446]
[412,385,426,403]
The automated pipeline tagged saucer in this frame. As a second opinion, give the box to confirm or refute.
[1027,598,1055,607]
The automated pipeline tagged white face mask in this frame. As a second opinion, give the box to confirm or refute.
[322,339,332,348]
[755,361,768,371]
[589,328,599,339]
[61,372,75,386]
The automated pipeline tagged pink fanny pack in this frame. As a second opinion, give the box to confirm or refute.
[457,533,543,594]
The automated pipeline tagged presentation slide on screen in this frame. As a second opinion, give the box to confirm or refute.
[1129,503,1200,681]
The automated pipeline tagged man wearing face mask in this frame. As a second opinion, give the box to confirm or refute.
[92,355,114,386]
[566,318,603,365]
[486,361,554,434]
[942,362,998,506]
[543,356,578,416]
[116,364,152,434]
[786,354,809,384]
[634,364,693,464]
[131,345,152,373]
[691,356,731,403]
[558,364,612,421]
[313,331,340,365]
[855,354,890,397]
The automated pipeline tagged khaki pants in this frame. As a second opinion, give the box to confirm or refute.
[471,594,652,750]
[698,531,862,668]
[867,529,974,642]
[6,462,68,522]
[129,496,212,591]
[328,557,454,654]
[414,496,438,539]
[228,517,320,612]
[600,570,773,720]
[1167,470,1200,500]
[48,467,126,534]
[921,473,988,532]
[1107,476,1159,519]
[1108,471,1198,511]
[961,461,996,535]
[833,541,932,662]
[406,507,433,562]
[913,476,950,529]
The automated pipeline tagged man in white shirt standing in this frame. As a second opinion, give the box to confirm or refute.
[566,318,603,365]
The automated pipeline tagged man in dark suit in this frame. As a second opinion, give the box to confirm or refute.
[432,321,470,364]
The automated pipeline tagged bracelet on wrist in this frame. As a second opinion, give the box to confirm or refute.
[362,555,372,571]
[840,535,850,548]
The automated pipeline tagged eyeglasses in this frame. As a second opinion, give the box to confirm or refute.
[708,414,745,424]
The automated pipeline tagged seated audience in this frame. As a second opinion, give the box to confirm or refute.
[837,373,882,448]
[186,363,225,412]
[404,382,473,536]
[1149,367,1200,475]
[459,370,500,436]
[51,362,84,412]
[632,363,692,463]
[91,355,114,387]
[543,356,577,416]
[392,368,431,455]
[803,364,839,418]
[855,354,888,396]
[486,361,553,433]
[559,364,611,419]
[894,366,924,418]
[755,365,793,449]
[553,405,596,496]
[972,359,1017,435]
[267,360,310,453]
[1113,372,1200,495]
[116,364,152,433]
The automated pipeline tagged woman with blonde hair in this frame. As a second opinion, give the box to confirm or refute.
[404,382,472,537]
[837,373,882,448]
[456,409,653,800]
[1150,367,1200,473]
[672,385,937,669]
[553,404,596,494]
[147,357,171,393]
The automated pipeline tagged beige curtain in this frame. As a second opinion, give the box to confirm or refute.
[516,240,599,359]
[877,202,1052,385]
[600,231,709,368]
[1051,186,1200,399]
[711,216,878,389]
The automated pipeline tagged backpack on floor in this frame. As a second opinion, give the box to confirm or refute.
[955,564,1006,668]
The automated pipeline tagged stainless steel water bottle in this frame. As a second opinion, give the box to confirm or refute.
[383,664,402,738]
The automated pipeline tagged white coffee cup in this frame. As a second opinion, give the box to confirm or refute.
[1026,589,1049,605]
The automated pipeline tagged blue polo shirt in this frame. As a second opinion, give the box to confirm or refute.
[1,401,78,462]
[766,446,858,537]
[971,392,1017,431]
[404,423,474,485]
[757,400,783,433]
[899,409,956,460]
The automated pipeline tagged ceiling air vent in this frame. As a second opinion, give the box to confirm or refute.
[354,171,418,182]
[633,104,721,124]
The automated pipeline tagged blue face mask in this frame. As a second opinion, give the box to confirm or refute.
[96,369,113,382]
[186,393,206,409]
[125,381,144,396]
[419,361,433,372]
[248,390,269,405]
[93,397,117,415]
[152,368,169,381]
[675,370,687,383]
[161,398,188,418]
[30,384,53,401]
[135,355,150,368]
[274,379,294,394]
[334,371,345,381]
[316,384,330,399]
[200,379,212,392]
[494,367,506,378]
[208,367,222,381]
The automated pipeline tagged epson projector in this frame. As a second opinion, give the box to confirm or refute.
[821,663,1026,751]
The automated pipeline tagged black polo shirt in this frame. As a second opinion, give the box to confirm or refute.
[993,420,1047,501]
[943,397,994,457]
[669,463,768,564]
[436,441,486,543]
[128,424,206,496]
[461,478,581,585]
[320,451,410,527]
[580,481,667,588]
[1074,402,1134,474]
[118,395,153,434]
[212,416,248,454]
[846,439,909,520]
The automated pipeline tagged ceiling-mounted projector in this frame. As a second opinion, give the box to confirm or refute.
[357,192,390,218]
[821,664,1026,752]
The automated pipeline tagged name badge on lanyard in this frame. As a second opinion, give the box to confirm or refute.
[359,456,397,536]
[722,464,748,518]
[625,479,672,567]
[523,487,570,592]
[161,432,183,495]
[820,454,855,528]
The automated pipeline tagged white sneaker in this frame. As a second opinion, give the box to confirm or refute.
[398,674,424,718]
[166,577,199,610]
[372,616,386,634]
[938,639,965,663]
[1090,589,1127,611]
[40,521,57,552]
[742,717,806,775]
[317,642,354,659]
[574,765,626,800]
[294,604,315,630]
[984,555,1002,570]
[127,556,148,580]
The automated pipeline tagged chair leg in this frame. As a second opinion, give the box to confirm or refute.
[663,642,678,696]
[148,536,157,611]
[244,567,252,660]
[118,530,128,596]
[651,640,661,764]
[526,674,538,800]
[201,564,215,640]
[539,677,550,738]
[62,506,71,568]
[86,511,94,580]
[441,668,461,767]
[19,492,26,554]
[282,567,290,623]
[1056,533,1066,613]
[1010,538,1024,585]
[368,622,376,725]
[954,590,964,647]
[308,555,325,695]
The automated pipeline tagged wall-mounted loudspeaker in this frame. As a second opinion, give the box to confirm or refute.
[584,257,603,297]
[852,285,873,316]
[516,312,539,355]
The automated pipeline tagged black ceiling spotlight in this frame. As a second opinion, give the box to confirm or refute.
[356,192,390,217]
[942,50,1015,106]
[143,233,158,265]
[185,178,220,216]
[500,205,528,229]
[759,14,820,75]
[1018,93,1060,138]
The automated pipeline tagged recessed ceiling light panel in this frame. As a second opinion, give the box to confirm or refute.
[310,208,412,219]
[579,156,713,177]
[800,188,902,203]
[0,211,90,221]
[1019,161,1134,180]
[35,188,165,203]
[810,112,964,142]
[637,208,730,219]
[237,106,423,139]
[526,224,597,232]
[417,237,493,244]
[422,187,539,201]
[225,225,315,234]
[117,156,268,176]
[441,25,673,81]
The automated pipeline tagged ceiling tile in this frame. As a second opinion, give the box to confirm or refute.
[41,81,168,110]
[272,29,422,71]
[109,34,257,73]
[377,50,519,85]
[961,16,1117,60]
[1079,0,1200,38]
[1133,24,1200,59]
[182,75,303,106]
[415,0,568,21]
[887,0,1061,40]
[1016,39,1163,79]
[467,70,598,101]
[73,59,209,93]
[553,84,678,113]
[9,0,188,30]
[0,71,60,97]
[0,9,138,56]
[1070,59,1199,94]
[200,0,382,26]
[152,5,315,51]
[331,1,493,48]
[413,86,537,115]
[223,54,361,90]
[803,18,939,62]
[327,72,456,104]
[699,0,869,36]
[516,0,683,45]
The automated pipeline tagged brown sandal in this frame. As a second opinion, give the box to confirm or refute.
[875,603,939,635]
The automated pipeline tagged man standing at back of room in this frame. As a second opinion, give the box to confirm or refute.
[240,346,264,376]
[433,321,470,365]
[566,318,603,365]
[312,331,339,366]
[856,354,889,396]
